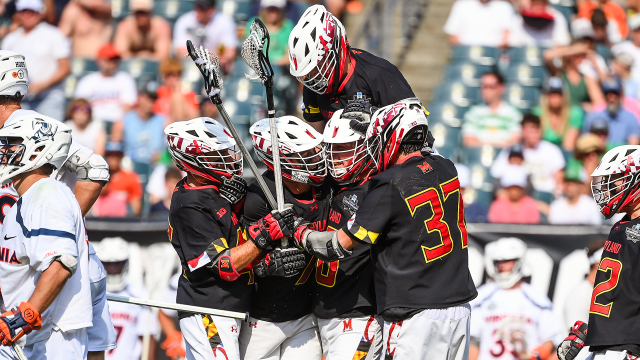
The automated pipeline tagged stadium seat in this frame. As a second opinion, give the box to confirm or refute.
[70,58,98,77]
[430,122,461,160]
[504,83,540,110]
[119,59,159,84]
[444,63,493,87]
[433,82,480,107]
[426,102,468,128]
[596,43,613,62]
[505,64,546,87]
[219,0,253,23]
[507,47,546,67]
[111,0,130,20]
[154,0,194,23]
[552,4,575,24]
[451,46,501,66]
[463,145,499,169]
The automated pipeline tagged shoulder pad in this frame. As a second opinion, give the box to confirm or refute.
[65,148,110,183]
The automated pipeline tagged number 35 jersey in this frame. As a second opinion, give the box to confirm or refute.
[586,216,640,348]
[344,154,477,316]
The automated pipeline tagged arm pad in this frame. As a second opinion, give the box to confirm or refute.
[206,248,240,281]
[52,253,78,275]
[65,147,110,183]
[299,230,352,262]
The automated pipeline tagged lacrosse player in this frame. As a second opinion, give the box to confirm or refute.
[0,116,92,359]
[288,5,416,131]
[239,116,331,360]
[288,101,477,360]
[558,145,640,360]
[470,238,563,360]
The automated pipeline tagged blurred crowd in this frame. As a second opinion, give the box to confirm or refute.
[0,0,358,217]
[440,0,640,225]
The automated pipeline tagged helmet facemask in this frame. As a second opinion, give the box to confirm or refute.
[0,137,26,168]
[592,172,640,218]
[256,144,327,185]
[168,144,243,184]
[103,260,129,293]
[492,258,525,289]
[327,139,370,184]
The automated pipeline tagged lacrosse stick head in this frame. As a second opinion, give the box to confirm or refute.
[241,18,273,84]
[185,40,223,96]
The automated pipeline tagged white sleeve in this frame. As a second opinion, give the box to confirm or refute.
[548,144,566,172]
[52,29,71,59]
[552,12,571,47]
[74,76,90,99]
[443,1,463,35]
[119,74,138,106]
[219,15,238,48]
[538,308,565,346]
[172,14,190,50]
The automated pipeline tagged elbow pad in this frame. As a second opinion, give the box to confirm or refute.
[299,230,352,263]
[302,104,325,123]
[65,148,110,183]
[53,253,78,275]
[206,248,240,281]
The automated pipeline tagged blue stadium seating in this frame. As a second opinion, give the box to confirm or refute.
[154,0,194,24]
[433,82,480,107]
[426,102,467,128]
[119,59,159,85]
[507,47,546,67]
[505,63,547,87]
[504,83,540,110]
[444,63,493,87]
[451,46,501,66]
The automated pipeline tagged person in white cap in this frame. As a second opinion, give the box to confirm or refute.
[1,0,70,121]
[243,0,294,65]
[488,165,541,224]
[113,0,172,61]
[612,15,640,81]
[58,0,113,58]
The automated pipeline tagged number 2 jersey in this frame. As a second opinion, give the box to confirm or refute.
[243,171,332,322]
[168,179,253,318]
[314,179,376,319]
[586,216,640,353]
[344,154,477,321]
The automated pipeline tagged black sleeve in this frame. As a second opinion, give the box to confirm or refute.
[242,182,272,227]
[343,182,393,245]
[172,206,228,271]
[369,66,415,107]
[302,87,325,122]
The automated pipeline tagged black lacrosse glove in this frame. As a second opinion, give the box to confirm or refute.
[247,207,297,251]
[254,246,307,278]
[219,175,247,205]
[557,321,588,360]
[342,96,378,126]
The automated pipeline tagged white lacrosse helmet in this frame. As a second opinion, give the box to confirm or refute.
[591,145,640,218]
[165,117,242,185]
[484,237,528,289]
[288,5,350,95]
[0,50,28,98]
[366,98,429,172]
[324,109,376,184]
[94,237,130,293]
[250,116,327,185]
[0,114,71,184]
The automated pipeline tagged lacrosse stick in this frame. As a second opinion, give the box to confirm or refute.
[241,18,287,247]
[185,40,277,210]
[12,344,27,360]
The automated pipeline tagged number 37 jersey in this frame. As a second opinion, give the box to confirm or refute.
[586,217,640,348]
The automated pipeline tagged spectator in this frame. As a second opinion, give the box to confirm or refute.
[532,76,583,151]
[149,166,182,217]
[112,81,167,165]
[611,52,639,100]
[574,132,606,191]
[578,0,628,39]
[591,78,640,121]
[153,58,199,122]
[443,0,515,48]
[248,0,302,24]
[586,117,609,148]
[571,18,609,82]
[491,115,566,197]
[462,71,522,148]
[455,164,488,223]
[509,0,571,48]
[200,98,219,119]
[58,0,113,58]
[591,8,622,46]
[583,77,640,147]
[91,142,143,216]
[548,163,603,225]
[612,15,640,81]
[113,0,171,61]
[488,166,541,224]
[2,0,70,121]
[64,98,106,156]
[563,242,605,330]
[245,0,294,65]
[173,0,237,72]
[544,42,604,107]
[74,44,138,130]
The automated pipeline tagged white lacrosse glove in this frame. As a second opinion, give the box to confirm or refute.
[186,42,222,98]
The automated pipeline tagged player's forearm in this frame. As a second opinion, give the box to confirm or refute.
[42,58,70,89]
[337,229,357,251]
[230,241,261,270]
[29,261,71,313]
[469,344,479,360]
[74,180,105,217]
[158,309,178,335]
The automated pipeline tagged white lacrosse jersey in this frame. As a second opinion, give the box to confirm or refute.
[470,282,564,360]
[106,285,158,360]
[0,178,92,345]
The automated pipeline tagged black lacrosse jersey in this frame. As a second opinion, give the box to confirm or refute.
[313,179,376,319]
[344,154,477,320]
[586,216,640,351]
[168,179,253,319]
[302,48,415,122]
[243,171,332,322]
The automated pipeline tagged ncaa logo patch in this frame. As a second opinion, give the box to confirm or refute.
[342,194,359,216]
[626,224,640,243]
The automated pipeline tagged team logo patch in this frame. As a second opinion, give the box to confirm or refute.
[417,161,432,174]
[342,194,359,216]
[32,121,56,143]
[626,224,640,243]
[291,170,310,183]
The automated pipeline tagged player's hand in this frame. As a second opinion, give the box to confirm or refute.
[342,97,378,128]
[219,175,247,206]
[161,331,186,360]
[254,246,307,278]
[292,220,311,251]
[248,206,296,251]
[0,302,42,346]
[557,321,588,360]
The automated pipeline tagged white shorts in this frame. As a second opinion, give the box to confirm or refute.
[180,314,242,360]
[23,327,88,360]
[318,315,382,360]
[383,304,471,360]
[239,314,322,360]
[585,350,636,360]
[87,277,117,352]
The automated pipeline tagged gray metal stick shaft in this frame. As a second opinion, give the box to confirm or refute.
[107,294,248,321]
[12,343,27,360]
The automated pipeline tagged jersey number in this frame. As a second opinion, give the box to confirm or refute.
[590,257,623,317]
[404,177,467,263]
[316,226,338,287]
[109,325,124,355]
[0,195,17,225]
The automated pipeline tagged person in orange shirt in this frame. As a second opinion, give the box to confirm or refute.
[578,0,628,38]
[92,142,143,216]
[153,58,200,123]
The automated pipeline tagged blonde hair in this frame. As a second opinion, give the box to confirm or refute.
[160,58,183,76]
[538,92,571,138]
